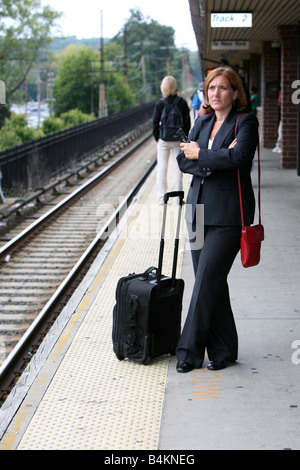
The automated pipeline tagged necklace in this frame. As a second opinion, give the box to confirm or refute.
[216,120,224,123]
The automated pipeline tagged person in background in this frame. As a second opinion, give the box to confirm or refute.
[250,86,259,114]
[273,89,282,153]
[152,76,190,204]
[191,89,201,120]
[175,66,259,373]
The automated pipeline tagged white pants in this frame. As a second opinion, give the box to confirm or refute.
[156,139,182,204]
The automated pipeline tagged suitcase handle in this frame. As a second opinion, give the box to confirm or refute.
[157,191,184,288]
[163,191,184,204]
[141,266,157,278]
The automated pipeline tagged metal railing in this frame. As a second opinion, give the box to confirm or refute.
[0,102,155,195]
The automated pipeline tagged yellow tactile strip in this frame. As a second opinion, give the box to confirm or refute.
[14,169,189,450]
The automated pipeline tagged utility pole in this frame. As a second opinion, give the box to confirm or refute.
[141,47,146,93]
[123,25,128,85]
[98,10,107,118]
[37,70,41,127]
[159,46,175,76]
[181,48,189,93]
[0,80,6,203]
[47,72,55,115]
[133,41,152,102]
[25,79,28,121]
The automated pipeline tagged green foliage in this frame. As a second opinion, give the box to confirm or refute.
[52,44,137,117]
[0,112,44,151]
[105,74,136,114]
[60,109,94,127]
[50,8,187,117]
[0,123,22,151]
[0,108,96,151]
[0,0,61,102]
[111,8,180,100]
[42,109,95,135]
[53,46,98,116]
[42,116,65,135]
[0,5,198,152]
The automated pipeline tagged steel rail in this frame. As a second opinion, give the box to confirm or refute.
[0,151,156,389]
[0,129,142,221]
[0,130,152,262]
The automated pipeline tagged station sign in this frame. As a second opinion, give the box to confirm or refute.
[211,12,252,28]
[211,40,250,50]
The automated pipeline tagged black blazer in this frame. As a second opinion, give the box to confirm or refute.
[177,109,259,226]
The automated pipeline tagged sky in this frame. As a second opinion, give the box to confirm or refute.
[41,0,198,50]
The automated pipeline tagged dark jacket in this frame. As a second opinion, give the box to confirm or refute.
[177,109,259,226]
[152,95,191,142]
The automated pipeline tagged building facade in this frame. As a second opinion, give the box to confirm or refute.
[188,0,300,174]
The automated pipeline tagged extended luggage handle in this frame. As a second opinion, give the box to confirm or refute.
[163,191,184,204]
[157,191,184,288]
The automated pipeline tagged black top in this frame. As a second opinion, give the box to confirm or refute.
[152,95,191,142]
[177,109,259,226]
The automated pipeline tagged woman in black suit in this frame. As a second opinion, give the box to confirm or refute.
[176,67,259,373]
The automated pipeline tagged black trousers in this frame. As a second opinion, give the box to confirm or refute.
[176,224,241,368]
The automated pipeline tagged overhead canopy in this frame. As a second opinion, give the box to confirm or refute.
[188,0,300,72]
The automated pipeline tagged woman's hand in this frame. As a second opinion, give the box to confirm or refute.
[228,138,237,149]
[180,141,200,160]
[180,137,237,161]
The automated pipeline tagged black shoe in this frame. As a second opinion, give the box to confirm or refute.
[176,361,194,373]
[207,360,228,371]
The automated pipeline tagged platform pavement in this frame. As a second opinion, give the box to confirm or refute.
[0,147,299,451]
[159,148,300,450]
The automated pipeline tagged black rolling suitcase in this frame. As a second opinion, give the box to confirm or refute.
[112,191,185,364]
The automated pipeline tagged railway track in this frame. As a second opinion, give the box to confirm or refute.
[0,128,157,402]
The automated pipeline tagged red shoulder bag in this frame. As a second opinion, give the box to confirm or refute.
[236,115,264,268]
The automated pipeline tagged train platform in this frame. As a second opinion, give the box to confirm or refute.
[0,147,299,452]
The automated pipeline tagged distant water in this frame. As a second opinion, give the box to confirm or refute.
[10,102,50,128]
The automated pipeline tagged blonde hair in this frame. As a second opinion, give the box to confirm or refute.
[160,76,178,98]
[204,67,247,112]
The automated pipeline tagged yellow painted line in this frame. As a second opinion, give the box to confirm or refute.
[190,370,221,399]
[0,410,28,450]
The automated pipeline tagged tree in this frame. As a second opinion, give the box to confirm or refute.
[0,112,43,151]
[0,0,61,102]
[53,45,136,116]
[42,109,94,135]
[53,46,96,116]
[105,72,136,115]
[111,8,180,101]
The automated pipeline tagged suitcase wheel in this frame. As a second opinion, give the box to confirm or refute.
[142,357,151,365]
[113,342,124,361]
[115,351,125,361]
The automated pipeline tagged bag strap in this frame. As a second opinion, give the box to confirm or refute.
[235,114,261,230]
[162,96,180,108]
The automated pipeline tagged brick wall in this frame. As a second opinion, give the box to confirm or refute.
[249,54,261,99]
[261,42,281,149]
[278,25,299,169]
